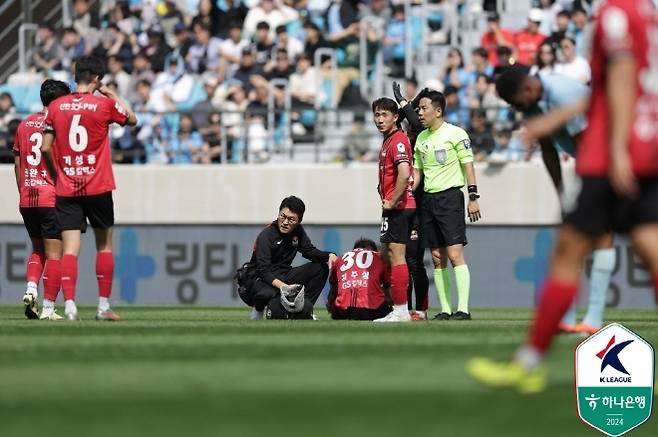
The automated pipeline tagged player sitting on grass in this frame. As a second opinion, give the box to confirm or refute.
[246,196,337,320]
[327,238,392,321]
[14,79,71,320]
[495,65,615,336]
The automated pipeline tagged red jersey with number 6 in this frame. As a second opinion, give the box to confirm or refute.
[44,92,129,197]
[329,249,389,310]
[12,112,56,208]
[577,0,658,177]
[378,129,415,209]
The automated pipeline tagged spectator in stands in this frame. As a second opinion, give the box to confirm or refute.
[243,0,299,41]
[60,27,86,73]
[133,79,154,112]
[144,25,172,73]
[264,48,295,81]
[441,48,469,104]
[172,23,194,62]
[217,81,249,160]
[202,111,224,163]
[569,7,589,55]
[275,25,303,62]
[91,25,133,72]
[191,76,221,133]
[383,5,407,78]
[362,0,391,33]
[537,0,563,36]
[467,109,495,160]
[104,55,131,99]
[530,42,557,75]
[544,10,570,51]
[0,93,18,133]
[30,23,63,72]
[469,47,494,86]
[492,46,514,76]
[303,21,331,61]
[127,52,156,106]
[170,113,205,164]
[480,11,514,66]
[555,36,591,84]
[467,74,500,123]
[220,23,249,77]
[289,53,318,107]
[514,9,546,66]
[337,113,373,163]
[72,0,100,37]
[187,21,223,74]
[245,83,270,162]
[216,0,250,39]
[253,22,276,65]
[0,119,20,164]
[233,48,264,92]
[193,0,219,34]
[443,85,467,127]
[489,128,522,162]
[150,54,195,112]
[325,0,362,68]
[110,1,138,36]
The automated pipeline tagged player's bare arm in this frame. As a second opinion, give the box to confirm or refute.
[383,161,410,210]
[607,56,638,198]
[463,162,481,223]
[40,132,57,181]
[272,278,288,290]
[412,168,422,191]
[98,84,138,127]
[521,96,590,146]
[14,154,20,190]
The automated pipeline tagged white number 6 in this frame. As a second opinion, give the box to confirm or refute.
[69,114,88,152]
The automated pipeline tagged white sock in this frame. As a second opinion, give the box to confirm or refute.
[251,308,263,320]
[416,310,426,319]
[514,344,544,371]
[43,299,55,311]
[65,299,77,315]
[98,297,110,312]
[393,304,408,316]
[27,282,38,296]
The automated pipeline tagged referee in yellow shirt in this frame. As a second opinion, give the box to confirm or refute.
[413,90,482,320]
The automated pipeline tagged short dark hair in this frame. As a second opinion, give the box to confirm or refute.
[560,36,577,46]
[137,78,151,88]
[496,46,512,57]
[62,26,78,35]
[557,10,570,18]
[275,25,287,35]
[419,89,447,112]
[371,97,398,114]
[353,238,378,251]
[472,47,488,59]
[405,76,418,87]
[40,79,70,107]
[494,64,531,105]
[74,56,105,84]
[256,21,270,31]
[279,196,305,220]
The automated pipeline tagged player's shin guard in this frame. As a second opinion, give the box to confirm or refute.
[390,264,409,306]
[61,254,78,301]
[42,260,61,302]
[454,265,470,313]
[529,278,579,353]
[96,251,114,298]
[433,268,452,314]
[26,251,46,284]
[582,248,615,327]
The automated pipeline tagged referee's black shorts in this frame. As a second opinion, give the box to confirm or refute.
[420,187,467,248]
[564,176,658,236]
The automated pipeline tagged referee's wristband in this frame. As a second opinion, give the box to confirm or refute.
[468,185,479,201]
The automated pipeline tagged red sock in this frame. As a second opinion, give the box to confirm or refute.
[96,251,114,298]
[529,277,580,353]
[26,251,45,283]
[61,254,78,301]
[390,264,409,306]
[42,260,61,302]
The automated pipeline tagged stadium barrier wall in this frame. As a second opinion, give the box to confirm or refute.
[0,161,578,225]
[0,225,654,309]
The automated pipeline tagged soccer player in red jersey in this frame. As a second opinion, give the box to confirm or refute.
[469,0,658,393]
[13,79,71,320]
[41,56,137,321]
[327,238,392,320]
[372,97,415,322]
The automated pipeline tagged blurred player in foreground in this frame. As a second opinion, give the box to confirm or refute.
[414,90,481,320]
[469,0,658,393]
[495,65,615,336]
[327,238,392,320]
[372,97,415,322]
[42,56,138,321]
[14,79,71,320]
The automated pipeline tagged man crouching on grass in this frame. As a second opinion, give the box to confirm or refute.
[247,196,337,320]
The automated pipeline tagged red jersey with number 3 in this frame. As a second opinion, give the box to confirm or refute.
[577,0,658,177]
[12,112,56,208]
[378,129,415,209]
[44,92,129,196]
[329,249,389,310]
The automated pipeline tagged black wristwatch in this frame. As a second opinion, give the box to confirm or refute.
[468,185,479,201]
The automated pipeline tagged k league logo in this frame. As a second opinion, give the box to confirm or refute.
[575,323,654,436]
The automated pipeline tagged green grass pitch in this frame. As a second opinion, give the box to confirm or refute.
[0,306,655,437]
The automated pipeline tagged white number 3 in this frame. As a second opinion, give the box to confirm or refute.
[69,114,88,152]
[27,132,42,166]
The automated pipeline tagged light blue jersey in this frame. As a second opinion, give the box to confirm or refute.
[524,72,590,156]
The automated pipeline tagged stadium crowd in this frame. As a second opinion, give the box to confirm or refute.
[0,0,595,164]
